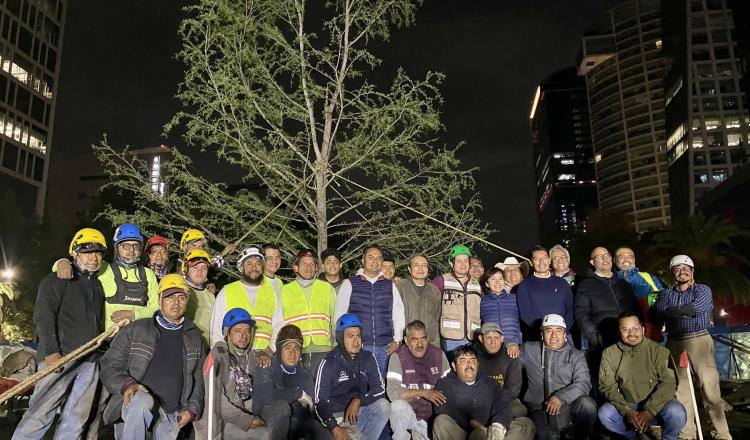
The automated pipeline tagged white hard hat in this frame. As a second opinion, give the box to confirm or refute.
[541,314,566,329]
[495,257,520,270]
[669,254,694,269]
[237,245,265,271]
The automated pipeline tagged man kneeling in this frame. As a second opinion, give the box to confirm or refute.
[197,308,290,439]
[433,345,511,440]
[598,311,686,440]
[315,313,390,440]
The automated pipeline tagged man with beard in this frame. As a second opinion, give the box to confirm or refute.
[280,249,337,375]
[210,246,284,367]
[433,345,512,440]
[99,274,205,439]
[183,249,214,347]
[197,308,291,439]
[521,314,596,440]
[386,320,450,440]
[315,314,391,440]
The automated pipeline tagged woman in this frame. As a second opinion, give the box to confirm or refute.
[480,267,522,358]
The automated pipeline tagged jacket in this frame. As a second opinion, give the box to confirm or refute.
[99,314,205,423]
[270,353,314,403]
[574,271,639,348]
[521,341,591,410]
[314,346,386,431]
[434,372,512,431]
[474,341,522,401]
[599,338,678,416]
[396,278,442,347]
[33,269,104,360]
[617,268,666,340]
[348,274,395,346]
[480,290,522,345]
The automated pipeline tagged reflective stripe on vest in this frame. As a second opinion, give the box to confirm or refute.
[440,273,482,341]
[225,279,276,349]
[281,280,333,348]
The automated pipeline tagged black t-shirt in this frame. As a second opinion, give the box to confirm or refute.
[141,324,185,413]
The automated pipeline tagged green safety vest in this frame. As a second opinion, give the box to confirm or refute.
[224,278,277,350]
[281,280,334,348]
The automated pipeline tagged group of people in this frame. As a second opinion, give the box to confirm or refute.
[10,223,733,440]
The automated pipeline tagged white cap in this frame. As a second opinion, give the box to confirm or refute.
[669,254,694,269]
[541,314,566,329]
[236,246,265,271]
[495,257,520,270]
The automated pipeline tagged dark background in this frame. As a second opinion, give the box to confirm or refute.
[47,0,624,262]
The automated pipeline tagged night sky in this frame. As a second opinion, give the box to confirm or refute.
[48,0,624,261]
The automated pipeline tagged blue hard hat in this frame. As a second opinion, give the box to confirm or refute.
[113,223,144,245]
[336,313,362,332]
[222,308,256,336]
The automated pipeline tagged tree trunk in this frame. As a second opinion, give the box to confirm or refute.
[315,160,328,252]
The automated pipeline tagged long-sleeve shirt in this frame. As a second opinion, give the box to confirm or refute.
[474,342,523,401]
[480,290,522,345]
[516,274,574,333]
[209,281,284,349]
[654,283,714,337]
[434,372,512,431]
[334,269,405,342]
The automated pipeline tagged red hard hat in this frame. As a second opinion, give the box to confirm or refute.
[145,235,170,253]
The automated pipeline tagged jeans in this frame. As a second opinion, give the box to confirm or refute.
[115,390,180,440]
[527,395,597,440]
[390,400,428,440]
[598,400,687,440]
[362,344,389,379]
[12,360,99,440]
[334,398,390,440]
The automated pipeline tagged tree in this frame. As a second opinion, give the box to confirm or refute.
[646,212,750,300]
[95,0,489,268]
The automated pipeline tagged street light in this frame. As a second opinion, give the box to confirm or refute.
[1,267,14,281]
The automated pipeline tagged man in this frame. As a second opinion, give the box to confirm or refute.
[197,308,291,439]
[598,312,686,440]
[179,228,235,270]
[433,244,483,352]
[145,235,170,280]
[614,247,666,340]
[549,245,575,286]
[319,248,345,291]
[470,256,485,283]
[496,257,523,292]
[433,345,512,440]
[263,243,285,293]
[280,249,337,375]
[12,229,106,440]
[183,249,214,347]
[473,323,535,440]
[335,244,405,377]
[522,314,596,440]
[386,320,450,440]
[381,253,397,281]
[654,255,732,440]
[575,247,639,350]
[516,246,575,342]
[210,246,284,360]
[396,254,442,347]
[269,325,330,439]
[99,274,205,439]
[315,314,391,440]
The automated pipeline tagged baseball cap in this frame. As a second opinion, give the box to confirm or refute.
[480,322,503,335]
[541,314,566,329]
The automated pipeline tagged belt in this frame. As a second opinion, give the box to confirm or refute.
[671,329,708,341]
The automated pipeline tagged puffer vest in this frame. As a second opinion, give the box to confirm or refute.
[440,273,482,340]
[396,344,444,421]
[348,274,393,346]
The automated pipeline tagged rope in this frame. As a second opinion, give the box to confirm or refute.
[335,174,530,262]
[0,320,129,405]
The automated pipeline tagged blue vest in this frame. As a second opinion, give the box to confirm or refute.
[348,274,394,346]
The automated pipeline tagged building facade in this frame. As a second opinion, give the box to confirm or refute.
[0,0,65,217]
[578,0,671,232]
[530,67,598,243]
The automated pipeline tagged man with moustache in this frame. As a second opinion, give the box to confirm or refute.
[614,247,666,340]
[432,345,512,440]
[386,320,450,440]
[396,255,442,347]
[522,314,596,440]
[210,246,284,365]
[470,256,485,283]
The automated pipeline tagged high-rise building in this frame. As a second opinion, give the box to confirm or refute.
[577,0,671,232]
[530,67,598,243]
[0,0,66,217]
[662,0,750,219]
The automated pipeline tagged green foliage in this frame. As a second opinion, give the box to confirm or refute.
[95,0,490,272]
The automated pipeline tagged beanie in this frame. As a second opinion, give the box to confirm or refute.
[276,324,303,352]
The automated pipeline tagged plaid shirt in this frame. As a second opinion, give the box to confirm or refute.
[654,282,714,337]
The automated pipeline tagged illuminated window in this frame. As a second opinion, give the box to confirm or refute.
[667,123,686,150]
[726,118,740,129]
[557,174,576,181]
[560,159,574,165]
[727,134,742,146]
[704,119,720,130]
[692,137,704,149]
[712,169,728,183]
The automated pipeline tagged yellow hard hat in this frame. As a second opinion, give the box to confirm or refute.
[181,249,211,273]
[180,228,206,251]
[158,273,189,297]
[69,228,107,256]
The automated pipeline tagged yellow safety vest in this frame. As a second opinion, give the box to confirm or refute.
[281,280,334,348]
[224,278,277,350]
[640,272,660,306]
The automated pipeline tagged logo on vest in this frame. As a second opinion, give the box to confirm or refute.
[338,371,349,382]
[430,366,440,375]
[124,295,143,303]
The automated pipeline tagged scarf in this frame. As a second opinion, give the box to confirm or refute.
[149,262,169,279]
[155,310,184,330]
[227,339,253,400]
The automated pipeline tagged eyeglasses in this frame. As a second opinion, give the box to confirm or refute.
[119,243,142,251]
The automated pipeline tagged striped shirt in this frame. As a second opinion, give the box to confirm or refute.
[654,283,714,337]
